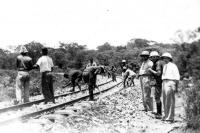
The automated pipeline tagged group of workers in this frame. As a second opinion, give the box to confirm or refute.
[121,50,180,122]
[15,47,106,104]
[15,46,55,104]
[15,45,180,122]
[138,50,180,123]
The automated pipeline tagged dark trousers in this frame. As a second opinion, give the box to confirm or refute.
[111,72,116,82]
[155,83,162,115]
[83,71,97,100]
[42,72,55,103]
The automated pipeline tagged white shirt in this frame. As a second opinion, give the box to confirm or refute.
[139,60,153,75]
[86,62,97,68]
[162,62,180,80]
[125,69,136,77]
[36,56,54,73]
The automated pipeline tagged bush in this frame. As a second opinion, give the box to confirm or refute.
[0,69,66,102]
[184,80,200,129]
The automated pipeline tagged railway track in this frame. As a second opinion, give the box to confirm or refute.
[0,79,113,114]
[0,79,122,125]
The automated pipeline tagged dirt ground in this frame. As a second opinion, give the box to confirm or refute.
[0,79,191,133]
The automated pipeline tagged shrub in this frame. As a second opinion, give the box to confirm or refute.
[184,79,200,129]
[0,69,66,102]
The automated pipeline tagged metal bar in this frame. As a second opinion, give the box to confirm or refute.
[0,82,122,125]
[0,80,113,113]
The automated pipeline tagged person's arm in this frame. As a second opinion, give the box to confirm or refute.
[173,64,180,93]
[50,57,54,72]
[28,59,34,71]
[33,64,39,69]
[16,58,19,70]
[33,58,40,69]
[148,62,162,76]
[148,68,157,75]
[175,80,179,92]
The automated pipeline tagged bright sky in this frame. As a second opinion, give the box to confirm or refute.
[0,0,200,50]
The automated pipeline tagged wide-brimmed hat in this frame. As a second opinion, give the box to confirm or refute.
[162,52,172,60]
[20,45,28,53]
[140,51,149,56]
[122,60,126,62]
[150,51,160,57]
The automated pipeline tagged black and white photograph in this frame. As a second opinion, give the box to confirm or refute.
[0,0,200,132]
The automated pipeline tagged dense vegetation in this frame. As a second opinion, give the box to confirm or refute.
[0,27,200,129]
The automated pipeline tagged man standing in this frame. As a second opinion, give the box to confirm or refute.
[15,46,33,104]
[34,47,55,104]
[121,60,127,77]
[139,51,153,112]
[110,65,117,82]
[148,51,165,118]
[161,52,180,122]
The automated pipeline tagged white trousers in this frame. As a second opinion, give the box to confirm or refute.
[16,71,30,103]
[162,80,176,121]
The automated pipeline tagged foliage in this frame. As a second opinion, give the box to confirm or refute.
[97,42,114,52]
[184,80,200,130]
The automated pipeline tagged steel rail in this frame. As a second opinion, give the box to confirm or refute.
[0,80,113,114]
[0,81,122,125]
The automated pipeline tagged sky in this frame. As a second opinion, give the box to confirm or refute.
[0,0,200,50]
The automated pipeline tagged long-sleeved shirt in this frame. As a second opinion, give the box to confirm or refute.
[139,59,153,76]
[162,62,180,80]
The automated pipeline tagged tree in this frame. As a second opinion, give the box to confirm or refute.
[59,42,87,69]
[97,42,113,52]
[127,38,150,49]
[15,41,44,64]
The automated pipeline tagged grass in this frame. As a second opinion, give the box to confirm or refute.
[0,69,66,102]
[183,79,200,130]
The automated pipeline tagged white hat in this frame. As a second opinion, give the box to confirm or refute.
[140,51,149,56]
[162,52,172,59]
[20,45,28,53]
[150,51,160,57]
[122,60,126,62]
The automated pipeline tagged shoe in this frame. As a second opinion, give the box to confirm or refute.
[161,117,166,121]
[69,89,74,92]
[165,119,174,123]
[142,109,147,112]
[155,114,162,119]
[13,100,19,105]
[152,112,157,115]
[89,98,95,101]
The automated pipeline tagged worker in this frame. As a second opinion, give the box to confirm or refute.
[161,52,180,122]
[15,45,33,104]
[82,66,105,100]
[86,58,97,68]
[34,47,55,104]
[63,70,82,92]
[110,65,117,82]
[148,51,165,119]
[121,59,127,77]
[139,50,153,112]
[123,64,136,87]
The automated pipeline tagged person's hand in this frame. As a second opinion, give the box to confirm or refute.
[174,88,178,93]
[33,64,39,69]
[148,68,153,73]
